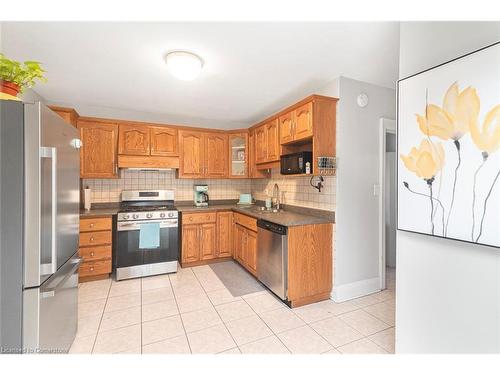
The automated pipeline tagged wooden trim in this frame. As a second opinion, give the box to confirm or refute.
[180,257,232,268]
[79,274,109,283]
[289,292,332,308]
[117,155,179,169]
[255,160,279,170]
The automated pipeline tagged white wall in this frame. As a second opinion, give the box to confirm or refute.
[396,21,500,353]
[319,77,396,301]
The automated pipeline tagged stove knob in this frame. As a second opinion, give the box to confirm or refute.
[132,214,139,220]
[123,214,130,220]
[168,212,175,218]
[160,213,166,218]
[146,213,153,219]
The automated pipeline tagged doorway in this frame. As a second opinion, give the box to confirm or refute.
[379,118,396,290]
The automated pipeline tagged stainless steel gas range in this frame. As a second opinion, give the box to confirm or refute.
[115,190,179,280]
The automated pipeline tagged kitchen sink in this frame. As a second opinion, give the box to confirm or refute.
[243,206,284,214]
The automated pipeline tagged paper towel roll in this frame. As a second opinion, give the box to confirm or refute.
[84,188,91,211]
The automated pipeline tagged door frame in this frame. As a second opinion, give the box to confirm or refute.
[378,118,396,290]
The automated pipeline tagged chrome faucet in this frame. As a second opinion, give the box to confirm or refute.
[272,183,280,210]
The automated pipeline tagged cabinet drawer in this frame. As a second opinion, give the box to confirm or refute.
[79,245,112,261]
[234,213,257,232]
[80,217,112,232]
[182,212,217,224]
[79,260,111,277]
[79,231,112,247]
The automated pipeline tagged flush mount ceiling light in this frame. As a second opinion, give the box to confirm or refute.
[164,51,204,81]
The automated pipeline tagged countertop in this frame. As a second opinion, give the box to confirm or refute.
[80,201,334,227]
[177,203,334,227]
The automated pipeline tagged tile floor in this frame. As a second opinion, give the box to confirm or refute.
[70,263,396,354]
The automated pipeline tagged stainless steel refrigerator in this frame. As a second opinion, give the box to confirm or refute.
[0,100,81,354]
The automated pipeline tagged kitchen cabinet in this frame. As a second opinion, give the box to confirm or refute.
[150,126,178,156]
[200,223,217,260]
[206,133,228,177]
[178,130,204,178]
[79,216,113,282]
[49,106,79,127]
[228,133,248,178]
[232,213,258,276]
[248,130,270,178]
[279,102,313,144]
[178,130,228,178]
[118,124,150,156]
[217,211,233,258]
[254,119,279,164]
[77,119,119,178]
[181,212,223,266]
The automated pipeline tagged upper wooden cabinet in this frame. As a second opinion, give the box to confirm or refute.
[178,130,205,178]
[279,111,294,144]
[254,119,279,164]
[248,130,270,179]
[150,126,178,156]
[206,133,228,178]
[279,102,313,144]
[49,106,79,128]
[119,124,150,156]
[178,130,228,179]
[228,133,248,178]
[266,119,279,162]
[77,119,119,179]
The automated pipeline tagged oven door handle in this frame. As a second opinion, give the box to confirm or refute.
[117,220,178,231]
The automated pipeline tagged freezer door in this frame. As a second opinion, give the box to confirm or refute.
[23,255,81,353]
[24,103,81,288]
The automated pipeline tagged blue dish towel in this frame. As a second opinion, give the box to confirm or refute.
[139,222,160,249]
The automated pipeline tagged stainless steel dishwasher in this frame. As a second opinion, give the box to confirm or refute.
[257,219,288,300]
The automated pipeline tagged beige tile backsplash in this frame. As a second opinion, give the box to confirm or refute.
[83,169,335,211]
[251,169,335,211]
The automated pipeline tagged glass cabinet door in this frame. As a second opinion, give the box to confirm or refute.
[229,134,248,178]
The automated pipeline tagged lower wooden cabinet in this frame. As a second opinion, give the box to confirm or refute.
[233,213,258,277]
[79,216,113,282]
[181,211,232,266]
[217,211,233,258]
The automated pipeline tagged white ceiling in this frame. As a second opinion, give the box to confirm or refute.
[2,22,399,128]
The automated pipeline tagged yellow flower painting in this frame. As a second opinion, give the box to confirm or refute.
[398,43,500,247]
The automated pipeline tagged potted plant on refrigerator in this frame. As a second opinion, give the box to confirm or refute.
[0,53,47,101]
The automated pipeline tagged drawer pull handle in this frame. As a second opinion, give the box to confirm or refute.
[90,252,94,256]
[90,237,94,241]
[90,267,94,272]
[90,223,94,227]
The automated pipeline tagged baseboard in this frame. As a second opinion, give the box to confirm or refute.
[331,276,381,302]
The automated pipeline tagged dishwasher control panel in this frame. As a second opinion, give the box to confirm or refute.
[257,219,287,235]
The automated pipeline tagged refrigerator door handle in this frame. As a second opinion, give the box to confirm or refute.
[40,146,58,275]
[41,257,82,298]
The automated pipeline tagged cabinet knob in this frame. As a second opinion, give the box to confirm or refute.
[90,267,94,272]
[90,252,95,257]
[90,223,94,228]
[189,217,193,221]
[90,237,94,242]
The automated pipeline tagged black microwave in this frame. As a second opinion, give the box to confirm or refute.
[280,151,313,175]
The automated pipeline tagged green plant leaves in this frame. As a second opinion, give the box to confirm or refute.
[0,53,47,92]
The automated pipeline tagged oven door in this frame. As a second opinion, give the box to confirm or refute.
[116,219,179,269]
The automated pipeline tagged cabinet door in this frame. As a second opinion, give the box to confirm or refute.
[178,130,204,178]
[233,224,245,264]
[200,223,217,260]
[205,133,228,178]
[265,119,279,162]
[150,126,178,156]
[248,130,255,177]
[279,111,294,144]
[294,102,313,140]
[217,212,233,258]
[78,120,119,178]
[182,225,200,264]
[118,124,150,156]
[229,133,248,178]
[254,125,267,164]
[246,229,258,275]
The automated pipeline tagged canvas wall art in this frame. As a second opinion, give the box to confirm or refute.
[397,42,500,248]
